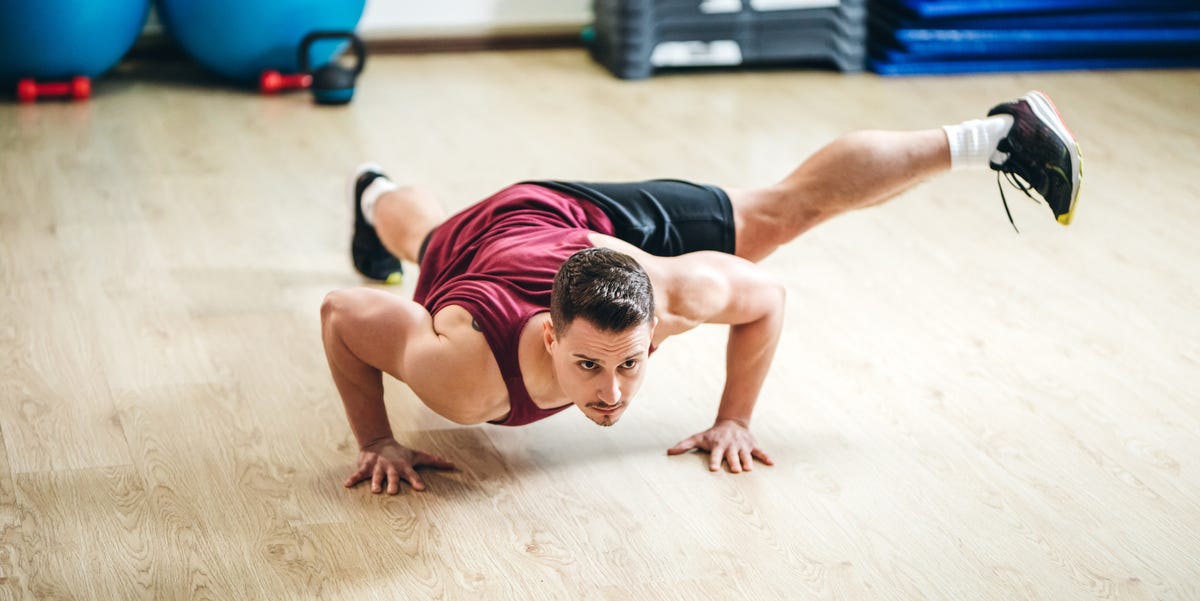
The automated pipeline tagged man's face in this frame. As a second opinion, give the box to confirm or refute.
[544,317,656,427]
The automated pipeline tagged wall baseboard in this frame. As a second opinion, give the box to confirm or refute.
[366,31,584,54]
[127,29,585,62]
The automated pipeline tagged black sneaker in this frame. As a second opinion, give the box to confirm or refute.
[349,163,403,284]
[987,91,1082,228]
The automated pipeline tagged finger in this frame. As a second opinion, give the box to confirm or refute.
[344,467,368,488]
[709,445,725,472]
[403,467,426,491]
[739,448,754,472]
[727,448,743,474]
[751,448,775,466]
[667,437,699,455]
[371,463,386,494]
[416,452,457,471]
[386,467,401,495]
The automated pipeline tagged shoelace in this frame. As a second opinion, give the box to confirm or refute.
[995,167,1044,234]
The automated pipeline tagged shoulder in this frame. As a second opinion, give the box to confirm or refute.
[633,249,786,333]
[584,233,783,333]
[584,234,723,332]
[648,252,740,332]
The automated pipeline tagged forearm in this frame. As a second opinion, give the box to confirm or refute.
[716,305,783,427]
[329,353,394,448]
[322,316,395,449]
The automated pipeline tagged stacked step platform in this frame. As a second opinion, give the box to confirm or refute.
[590,0,868,79]
[868,0,1200,75]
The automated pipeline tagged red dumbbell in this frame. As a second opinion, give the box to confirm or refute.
[16,76,91,103]
[260,70,312,94]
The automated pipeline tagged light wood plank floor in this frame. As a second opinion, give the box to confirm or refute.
[1,50,1198,600]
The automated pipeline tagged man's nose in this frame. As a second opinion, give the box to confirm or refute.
[597,375,621,405]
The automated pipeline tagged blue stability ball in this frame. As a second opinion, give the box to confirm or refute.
[0,0,151,87]
[155,0,367,84]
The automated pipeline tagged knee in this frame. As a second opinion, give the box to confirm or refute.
[759,184,824,244]
[733,186,802,259]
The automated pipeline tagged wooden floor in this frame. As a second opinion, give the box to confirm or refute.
[1,50,1198,600]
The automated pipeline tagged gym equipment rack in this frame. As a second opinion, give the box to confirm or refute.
[590,0,869,79]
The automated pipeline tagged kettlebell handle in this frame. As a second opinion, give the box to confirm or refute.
[299,31,366,76]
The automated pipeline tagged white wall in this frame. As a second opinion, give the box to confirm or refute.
[359,0,591,37]
[143,1,590,40]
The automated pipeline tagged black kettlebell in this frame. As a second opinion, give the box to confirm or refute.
[299,31,366,105]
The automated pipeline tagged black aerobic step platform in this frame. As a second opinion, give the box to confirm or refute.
[868,0,1200,75]
[590,0,869,79]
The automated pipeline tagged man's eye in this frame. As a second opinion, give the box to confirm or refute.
[621,360,639,369]
[579,361,597,370]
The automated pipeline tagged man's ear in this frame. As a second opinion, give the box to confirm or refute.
[650,316,660,336]
[543,319,557,352]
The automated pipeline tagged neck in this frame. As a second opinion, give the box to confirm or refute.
[520,313,568,406]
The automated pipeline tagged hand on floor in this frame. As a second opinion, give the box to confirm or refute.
[667,419,774,473]
[344,437,457,494]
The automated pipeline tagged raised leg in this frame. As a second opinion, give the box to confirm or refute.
[729,128,950,263]
[372,185,447,264]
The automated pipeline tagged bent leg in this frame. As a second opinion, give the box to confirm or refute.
[730,128,949,262]
[373,186,447,264]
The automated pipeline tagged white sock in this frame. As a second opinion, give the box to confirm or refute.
[942,114,1014,170]
[360,176,397,227]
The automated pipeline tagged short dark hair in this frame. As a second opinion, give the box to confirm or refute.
[551,247,654,335]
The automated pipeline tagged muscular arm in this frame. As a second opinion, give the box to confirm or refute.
[320,288,414,447]
[643,251,785,472]
[320,288,480,492]
[660,252,786,426]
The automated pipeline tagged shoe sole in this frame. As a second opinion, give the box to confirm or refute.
[346,162,403,285]
[1024,91,1082,226]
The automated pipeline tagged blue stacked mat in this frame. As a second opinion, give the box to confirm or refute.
[868,0,1200,75]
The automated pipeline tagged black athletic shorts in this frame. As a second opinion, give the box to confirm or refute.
[527,179,736,257]
[417,179,736,263]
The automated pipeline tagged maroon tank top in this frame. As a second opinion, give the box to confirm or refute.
[413,184,615,426]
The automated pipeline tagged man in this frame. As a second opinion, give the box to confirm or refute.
[321,91,1081,494]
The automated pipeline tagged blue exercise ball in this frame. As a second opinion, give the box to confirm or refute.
[0,0,151,87]
[155,0,366,84]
